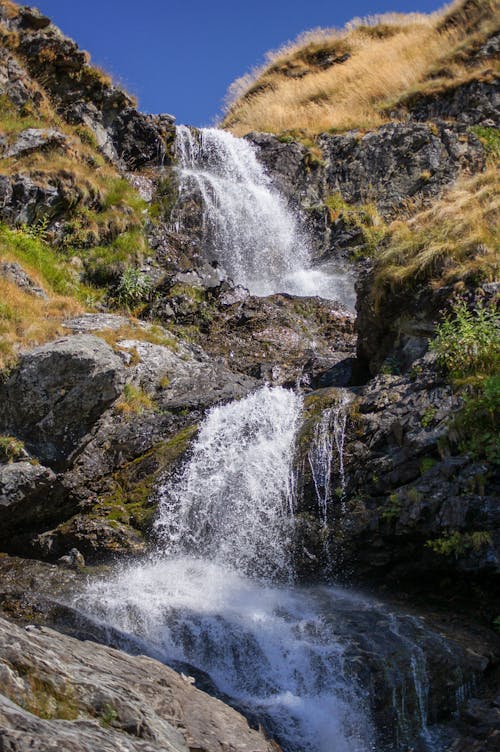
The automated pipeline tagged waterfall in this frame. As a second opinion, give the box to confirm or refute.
[154,385,302,580]
[173,126,352,303]
[76,387,460,752]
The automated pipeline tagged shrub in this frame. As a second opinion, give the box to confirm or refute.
[426,530,492,557]
[115,267,153,309]
[430,298,499,379]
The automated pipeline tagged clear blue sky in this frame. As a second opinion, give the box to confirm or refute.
[35,0,445,126]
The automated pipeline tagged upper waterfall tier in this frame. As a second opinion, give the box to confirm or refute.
[173,126,349,301]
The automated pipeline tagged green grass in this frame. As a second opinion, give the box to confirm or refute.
[469,125,500,162]
[0,225,77,296]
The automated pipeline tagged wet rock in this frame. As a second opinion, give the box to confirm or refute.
[0,335,127,468]
[296,359,500,596]
[0,614,279,752]
[57,547,85,569]
[36,515,146,562]
[151,281,356,387]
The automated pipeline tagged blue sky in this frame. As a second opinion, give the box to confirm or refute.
[36,0,445,126]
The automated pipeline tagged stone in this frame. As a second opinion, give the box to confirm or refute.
[0,335,127,468]
[0,173,62,226]
[0,461,55,510]
[0,614,280,752]
[0,261,47,298]
[3,127,67,159]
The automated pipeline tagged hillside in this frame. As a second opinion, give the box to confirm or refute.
[223,0,499,136]
[0,1,499,751]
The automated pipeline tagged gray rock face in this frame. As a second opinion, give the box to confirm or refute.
[2,127,67,159]
[0,461,55,509]
[0,261,47,298]
[395,78,500,126]
[319,120,485,213]
[0,615,279,752]
[250,121,485,218]
[0,335,127,467]
[0,173,62,226]
[296,359,500,589]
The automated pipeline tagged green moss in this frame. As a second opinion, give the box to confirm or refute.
[149,171,178,221]
[168,282,206,303]
[420,457,437,475]
[96,424,198,532]
[6,668,78,721]
[381,491,401,520]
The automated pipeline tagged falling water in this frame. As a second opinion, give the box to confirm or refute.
[173,126,353,303]
[154,385,302,580]
[76,387,462,752]
[307,391,353,527]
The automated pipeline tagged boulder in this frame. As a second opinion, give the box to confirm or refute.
[0,614,279,752]
[3,127,67,159]
[0,461,55,511]
[0,335,127,468]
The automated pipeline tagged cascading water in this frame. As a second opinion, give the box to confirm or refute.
[173,126,355,305]
[307,391,352,527]
[75,385,459,752]
[154,386,301,580]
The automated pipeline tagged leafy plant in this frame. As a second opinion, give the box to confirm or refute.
[381,492,401,520]
[451,374,500,464]
[430,299,499,379]
[115,267,152,309]
[426,530,492,557]
[469,125,500,162]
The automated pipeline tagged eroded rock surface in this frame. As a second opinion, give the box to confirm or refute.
[0,614,279,752]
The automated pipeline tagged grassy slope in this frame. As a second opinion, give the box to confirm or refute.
[222,0,499,137]
[0,0,155,368]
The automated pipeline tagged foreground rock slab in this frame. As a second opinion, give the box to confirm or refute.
[0,614,280,752]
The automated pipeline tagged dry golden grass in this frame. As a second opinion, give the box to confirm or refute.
[223,0,500,136]
[372,166,499,307]
[0,276,81,369]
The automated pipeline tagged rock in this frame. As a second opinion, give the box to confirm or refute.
[0,461,55,511]
[36,514,147,562]
[63,313,132,333]
[0,461,62,554]
[0,614,279,752]
[0,173,62,226]
[3,127,67,159]
[0,335,127,468]
[395,78,500,127]
[295,360,500,598]
[57,547,85,569]
[0,261,47,298]
[151,282,356,387]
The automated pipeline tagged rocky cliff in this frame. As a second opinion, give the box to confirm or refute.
[0,0,498,750]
